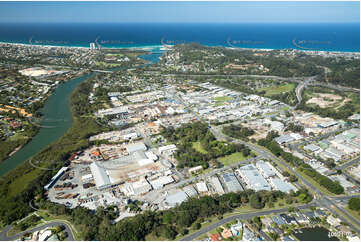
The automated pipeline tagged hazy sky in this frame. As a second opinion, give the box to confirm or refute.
[0,1,359,23]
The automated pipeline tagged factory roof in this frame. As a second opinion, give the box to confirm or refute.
[274,134,294,144]
[269,178,296,193]
[221,173,244,193]
[166,191,188,206]
[90,162,111,190]
[256,161,276,178]
[304,144,321,152]
[126,142,147,153]
[196,182,208,193]
[238,164,272,191]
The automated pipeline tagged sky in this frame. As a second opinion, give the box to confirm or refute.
[0,1,359,23]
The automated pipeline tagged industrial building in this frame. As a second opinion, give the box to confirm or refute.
[126,142,147,153]
[221,173,244,193]
[148,176,174,190]
[44,167,69,190]
[196,182,208,193]
[90,162,112,190]
[183,185,198,197]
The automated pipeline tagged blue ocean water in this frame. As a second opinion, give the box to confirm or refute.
[0,22,359,52]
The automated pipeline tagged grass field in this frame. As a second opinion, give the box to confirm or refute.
[8,168,43,197]
[192,141,208,154]
[259,83,295,96]
[218,152,247,166]
[213,96,232,106]
[345,207,360,221]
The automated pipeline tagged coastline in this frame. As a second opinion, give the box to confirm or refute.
[0,40,359,54]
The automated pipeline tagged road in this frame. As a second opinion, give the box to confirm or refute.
[0,120,10,137]
[295,76,315,105]
[0,221,74,241]
[180,202,315,241]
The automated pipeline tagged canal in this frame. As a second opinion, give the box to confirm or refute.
[293,227,339,241]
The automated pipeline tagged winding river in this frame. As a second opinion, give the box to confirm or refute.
[0,50,162,177]
[0,73,94,176]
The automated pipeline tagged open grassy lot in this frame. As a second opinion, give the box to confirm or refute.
[259,83,295,96]
[213,96,232,106]
[345,207,360,221]
[7,168,43,197]
[218,152,247,166]
[192,141,208,154]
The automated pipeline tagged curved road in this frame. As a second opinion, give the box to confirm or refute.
[0,221,74,241]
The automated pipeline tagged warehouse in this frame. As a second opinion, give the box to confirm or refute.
[166,191,189,207]
[269,178,296,193]
[126,142,147,153]
[122,178,152,196]
[90,162,112,190]
[256,161,276,178]
[304,144,321,153]
[44,167,69,190]
[221,173,244,193]
[274,134,295,144]
[238,164,272,191]
[196,182,208,193]
[149,176,174,189]
[183,185,198,197]
[211,176,225,194]
[158,144,177,154]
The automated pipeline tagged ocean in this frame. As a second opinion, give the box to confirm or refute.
[0,22,359,52]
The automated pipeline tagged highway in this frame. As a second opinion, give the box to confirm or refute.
[0,222,74,241]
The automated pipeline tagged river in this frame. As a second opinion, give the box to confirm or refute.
[0,50,162,177]
[0,73,94,176]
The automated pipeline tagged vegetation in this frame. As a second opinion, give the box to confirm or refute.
[0,77,109,225]
[222,124,255,140]
[348,197,360,212]
[257,131,344,195]
[34,188,312,240]
[162,122,251,168]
